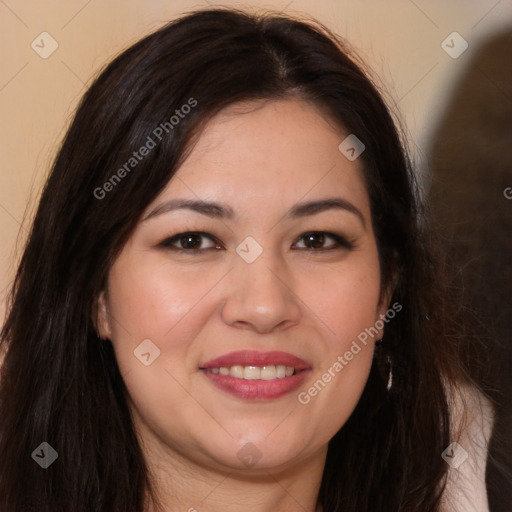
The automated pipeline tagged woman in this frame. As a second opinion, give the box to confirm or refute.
[0,8,497,512]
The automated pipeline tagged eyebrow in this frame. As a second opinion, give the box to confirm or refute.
[286,198,365,227]
[143,199,235,221]
[143,197,365,228]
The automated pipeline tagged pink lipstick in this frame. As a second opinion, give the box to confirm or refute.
[199,350,311,401]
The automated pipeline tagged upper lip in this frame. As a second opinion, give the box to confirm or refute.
[200,350,311,370]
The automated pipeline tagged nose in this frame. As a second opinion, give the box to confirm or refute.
[220,250,301,334]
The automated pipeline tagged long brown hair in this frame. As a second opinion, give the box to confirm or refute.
[0,8,489,511]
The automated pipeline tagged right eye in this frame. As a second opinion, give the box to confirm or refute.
[159,232,224,252]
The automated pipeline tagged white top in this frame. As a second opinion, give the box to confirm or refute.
[440,383,494,511]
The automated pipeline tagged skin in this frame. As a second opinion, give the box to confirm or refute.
[96,98,392,512]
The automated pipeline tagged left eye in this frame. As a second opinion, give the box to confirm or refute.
[160,232,222,251]
[293,231,352,250]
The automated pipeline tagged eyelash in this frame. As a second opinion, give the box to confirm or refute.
[158,231,355,253]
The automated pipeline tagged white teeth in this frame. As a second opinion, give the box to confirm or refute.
[260,365,277,380]
[243,366,261,379]
[231,365,244,378]
[276,365,286,378]
[208,365,296,380]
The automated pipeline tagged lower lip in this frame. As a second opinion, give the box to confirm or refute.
[202,370,311,401]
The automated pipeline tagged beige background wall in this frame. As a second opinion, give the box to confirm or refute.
[1,0,512,323]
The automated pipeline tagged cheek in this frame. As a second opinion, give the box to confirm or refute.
[294,254,381,434]
[107,257,217,341]
[296,320,375,447]
[104,261,219,441]
[104,258,221,389]
[304,253,383,344]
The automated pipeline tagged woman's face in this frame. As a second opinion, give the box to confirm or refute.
[97,98,391,473]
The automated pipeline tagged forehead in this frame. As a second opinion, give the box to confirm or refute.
[154,98,370,217]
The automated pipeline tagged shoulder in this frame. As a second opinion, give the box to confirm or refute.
[439,382,495,512]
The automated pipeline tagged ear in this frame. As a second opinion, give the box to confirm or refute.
[94,290,112,340]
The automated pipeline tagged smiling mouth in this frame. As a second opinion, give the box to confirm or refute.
[204,365,299,380]
[199,350,311,400]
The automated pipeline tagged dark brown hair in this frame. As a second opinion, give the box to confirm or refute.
[0,8,490,511]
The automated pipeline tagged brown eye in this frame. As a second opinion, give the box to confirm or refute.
[180,234,203,249]
[304,232,325,249]
[293,231,355,251]
[160,232,222,251]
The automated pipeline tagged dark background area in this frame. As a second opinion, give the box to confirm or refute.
[427,29,512,512]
